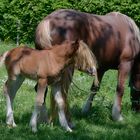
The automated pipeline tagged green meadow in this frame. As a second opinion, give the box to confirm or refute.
[0,42,140,140]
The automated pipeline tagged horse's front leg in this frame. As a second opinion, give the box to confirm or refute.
[82,70,104,114]
[130,59,140,111]
[112,61,132,121]
[30,78,47,133]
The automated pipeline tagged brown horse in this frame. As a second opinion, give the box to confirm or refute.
[35,9,140,131]
[0,40,97,132]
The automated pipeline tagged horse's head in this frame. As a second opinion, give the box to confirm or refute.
[74,40,99,85]
[74,40,97,75]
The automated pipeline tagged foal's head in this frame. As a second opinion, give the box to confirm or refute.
[65,40,79,56]
[54,40,79,59]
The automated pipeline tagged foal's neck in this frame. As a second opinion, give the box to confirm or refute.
[50,45,69,63]
[44,46,70,76]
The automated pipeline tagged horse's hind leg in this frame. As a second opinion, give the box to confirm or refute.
[49,91,57,124]
[50,66,74,130]
[4,75,25,127]
[112,61,132,121]
[51,82,72,132]
[82,70,105,114]
[30,78,47,132]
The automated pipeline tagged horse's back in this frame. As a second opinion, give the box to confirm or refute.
[35,9,140,66]
[35,9,91,49]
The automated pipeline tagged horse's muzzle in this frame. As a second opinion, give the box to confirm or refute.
[87,67,97,76]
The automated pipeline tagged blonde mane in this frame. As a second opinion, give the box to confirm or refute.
[75,40,97,69]
[74,40,99,86]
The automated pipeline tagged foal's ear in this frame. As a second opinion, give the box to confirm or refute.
[71,39,80,49]
[19,43,28,48]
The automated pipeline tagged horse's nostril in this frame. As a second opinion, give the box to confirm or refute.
[87,68,92,74]
[88,67,96,75]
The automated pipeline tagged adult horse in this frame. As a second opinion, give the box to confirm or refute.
[35,9,140,131]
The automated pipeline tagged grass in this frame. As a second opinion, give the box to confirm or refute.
[0,42,140,140]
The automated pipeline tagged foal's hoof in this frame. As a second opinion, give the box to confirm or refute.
[117,115,123,121]
[32,127,37,133]
[7,121,17,128]
[30,124,38,133]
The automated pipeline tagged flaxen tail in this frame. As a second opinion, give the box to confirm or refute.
[35,20,52,49]
[0,51,9,67]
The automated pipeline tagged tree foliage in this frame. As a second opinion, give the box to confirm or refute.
[0,0,140,43]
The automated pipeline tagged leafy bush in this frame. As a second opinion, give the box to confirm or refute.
[0,0,140,43]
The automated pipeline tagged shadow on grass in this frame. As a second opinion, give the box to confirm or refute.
[1,104,140,140]
[71,104,140,137]
[0,110,94,140]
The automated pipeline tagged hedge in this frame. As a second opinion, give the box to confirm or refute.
[0,0,140,43]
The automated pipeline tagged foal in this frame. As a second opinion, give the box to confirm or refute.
[0,40,80,132]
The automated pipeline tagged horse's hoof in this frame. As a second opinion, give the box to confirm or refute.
[82,103,91,114]
[117,115,123,121]
[112,114,123,121]
[68,122,75,129]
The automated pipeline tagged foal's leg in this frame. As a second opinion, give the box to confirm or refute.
[112,61,131,121]
[82,70,105,114]
[4,76,25,127]
[51,83,72,132]
[30,78,47,132]
[34,84,48,123]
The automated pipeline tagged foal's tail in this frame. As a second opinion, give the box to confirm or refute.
[0,51,9,67]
